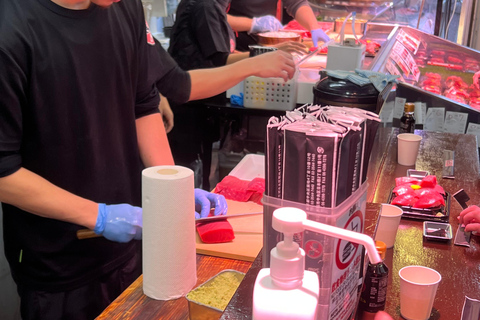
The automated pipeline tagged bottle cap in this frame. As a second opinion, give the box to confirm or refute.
[404,103,415,113]
[375,240,387,260]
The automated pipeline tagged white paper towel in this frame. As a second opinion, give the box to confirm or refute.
[142,166,197,300]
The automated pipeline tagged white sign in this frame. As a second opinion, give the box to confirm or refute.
[394,97,406,119]
[443,111,468,134]
[424,108,445,132]
[466,122,480,141]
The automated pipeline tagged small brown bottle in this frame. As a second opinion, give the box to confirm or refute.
[400,103,415,133]
[358,241,389,319]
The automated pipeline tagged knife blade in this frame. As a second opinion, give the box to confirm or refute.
[77,212,264,239]
[196,211,263,223]
[453,189,472,247]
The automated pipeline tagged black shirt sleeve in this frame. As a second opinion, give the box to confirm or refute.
[149,38,191,104]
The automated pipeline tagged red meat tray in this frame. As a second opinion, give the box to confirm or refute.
[387,189,451,222]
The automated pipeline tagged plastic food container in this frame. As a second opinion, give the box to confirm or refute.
[228,154,265,180]
[423,221,453,241]
[186,270,245,320]
[334,18,367,35]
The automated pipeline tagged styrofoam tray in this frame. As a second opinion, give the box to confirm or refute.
[228,154,265,180]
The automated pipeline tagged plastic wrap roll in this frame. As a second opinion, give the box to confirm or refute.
[142,166,196,300]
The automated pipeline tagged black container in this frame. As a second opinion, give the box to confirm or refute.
[313,72,390,113]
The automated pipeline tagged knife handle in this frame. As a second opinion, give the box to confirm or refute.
[77,229,100,240]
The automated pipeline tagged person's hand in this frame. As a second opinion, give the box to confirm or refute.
[272,41,308,56]
[310,28,330,47]
[249,50,296,82]
[94,203,142,243]
[195,189,227,219]
[249,15,283,34]
[458,205,480,232]
[374,311,394,320]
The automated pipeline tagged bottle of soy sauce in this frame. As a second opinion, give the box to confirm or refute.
[358,241,389,319]
[399,102,416,133]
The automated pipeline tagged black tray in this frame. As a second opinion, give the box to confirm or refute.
[387,189,451,222]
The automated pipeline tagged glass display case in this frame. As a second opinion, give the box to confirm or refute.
[369,26,480,138]
[308,0,439,35]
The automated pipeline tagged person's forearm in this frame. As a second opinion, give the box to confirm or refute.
[0,168,98,228]
[294,5,319,31]
[227,14,252,32]
[188,59,256,100]
[226,52,249,65]
[136,112,174,167]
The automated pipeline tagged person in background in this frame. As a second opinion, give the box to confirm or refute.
[458,205,480,233]
[227,0,330,51]
[166,0,303,190]
[0,0,295,319]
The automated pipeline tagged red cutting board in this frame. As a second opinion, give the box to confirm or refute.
[195,198,263,262]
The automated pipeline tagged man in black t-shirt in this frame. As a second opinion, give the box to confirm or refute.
[0,0,295,318]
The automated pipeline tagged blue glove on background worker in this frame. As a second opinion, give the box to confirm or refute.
[94,189,228,242]
[311,28,330,47]
[249,15,283,34]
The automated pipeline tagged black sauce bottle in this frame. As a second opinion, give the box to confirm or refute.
[399,102,416,133]
[358,240,389,319]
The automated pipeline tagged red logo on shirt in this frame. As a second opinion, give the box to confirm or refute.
[145,21,155,46]
[230,38,235,53]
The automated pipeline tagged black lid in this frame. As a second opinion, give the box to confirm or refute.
[313,75,379,106]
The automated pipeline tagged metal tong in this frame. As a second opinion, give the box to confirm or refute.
[453,189,472,247]
[295,39,334,67]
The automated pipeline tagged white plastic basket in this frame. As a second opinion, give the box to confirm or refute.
[243,74,297,110]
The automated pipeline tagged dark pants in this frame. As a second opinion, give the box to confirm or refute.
[16,249,142,320]
[168,101,223,191]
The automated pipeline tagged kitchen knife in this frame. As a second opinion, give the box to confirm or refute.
[195,211,263,223]
[453,189,472,247]
[77,211,263,239]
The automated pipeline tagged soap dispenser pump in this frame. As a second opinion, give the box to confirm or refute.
[252,207,320,320]
[252,207,381,320]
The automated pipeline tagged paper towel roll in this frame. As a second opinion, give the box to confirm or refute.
[142,166,197,300]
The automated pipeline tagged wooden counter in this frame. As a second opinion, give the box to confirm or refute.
[97,128,480,320]
[97,255,251,320]
[367,127,480,204]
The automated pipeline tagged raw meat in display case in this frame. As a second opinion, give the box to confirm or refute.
[370,26,480,133]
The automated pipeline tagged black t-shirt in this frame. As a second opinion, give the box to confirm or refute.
[168,0,235,71]
[148,37,191,104]
[0,0,159,291]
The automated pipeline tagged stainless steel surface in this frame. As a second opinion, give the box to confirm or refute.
[334,18,366,34]
[457,0,475,46]
[454,225,472,247]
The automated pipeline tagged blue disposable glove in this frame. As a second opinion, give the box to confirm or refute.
[94,203,142,243]
[311,28,330,47]
[194,188,228,219]
[249,15,283,34]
